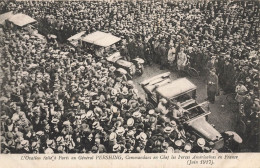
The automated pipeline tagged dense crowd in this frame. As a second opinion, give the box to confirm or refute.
[0,28,220,154]
[0,0,259,153]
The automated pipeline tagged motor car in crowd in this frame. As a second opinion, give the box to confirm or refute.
[140,72,242,151]
[106,51,144,79]
[67,31,145,78]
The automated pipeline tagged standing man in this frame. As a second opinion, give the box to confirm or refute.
[223,59,234,94]
[206,68,219,103]
[177,47,188,76]
[143,37,152,65]
[127,35,136,60]
[159,40,168,70]
[206,56,217,77]
[136,38,145,61]
[153,35,160,64]
[120,45,130,61]
[167,43,176,71]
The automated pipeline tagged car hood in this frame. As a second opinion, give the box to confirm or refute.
[188,117,222,142]
[116,59,133,67]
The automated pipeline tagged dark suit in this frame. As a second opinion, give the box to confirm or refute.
[159,45,168,69]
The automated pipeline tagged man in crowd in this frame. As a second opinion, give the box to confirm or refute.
[206,68,219,103]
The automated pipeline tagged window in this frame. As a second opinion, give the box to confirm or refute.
[171,90,196,103]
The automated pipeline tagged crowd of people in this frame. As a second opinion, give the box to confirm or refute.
[0,0,259,153]
[0,27,222,154]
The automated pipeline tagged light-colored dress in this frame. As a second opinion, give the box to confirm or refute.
[168,47,176,64]
[177,52,187,70]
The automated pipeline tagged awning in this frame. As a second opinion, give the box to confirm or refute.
[81,31,121,47]
[8,13,36,27]
[67,31,86,41]
[0,11,14,25]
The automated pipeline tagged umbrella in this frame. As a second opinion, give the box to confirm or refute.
[225,131,243,144]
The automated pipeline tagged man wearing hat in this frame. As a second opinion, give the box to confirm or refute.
[206,56,217,77]
[20,140,31,153]
[223,59,235,94]
[191,138,205,153]
[235,81,248,103]
[206,68,219,103]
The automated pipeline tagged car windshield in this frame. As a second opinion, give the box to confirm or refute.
[183,102,206,119]
[171,91,194,103]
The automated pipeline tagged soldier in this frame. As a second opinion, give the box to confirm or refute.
[206,68,219,103]
[223,59,235,94]
[159,40,168,70]
[152,35,160,64]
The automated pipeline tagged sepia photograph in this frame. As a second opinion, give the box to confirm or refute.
[0,0,259,165]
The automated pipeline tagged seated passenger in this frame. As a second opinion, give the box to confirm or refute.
[172,102,189,120]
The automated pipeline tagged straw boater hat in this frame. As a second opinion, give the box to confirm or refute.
[21,140,29,147]
[148,109,155,115]
[63,121,70,126]
[92,121,100,129]
[56,136,64,143]
[45,148,54,154]
[127,130,135,137]
[169,120,177,127]
[51,118,59,124]
[127,118,134,127]
[132,111,142,118]
[121,98,127,105]
[164,126,174,134]
[175,140,183,147]
[109,132,117,141]
[139,132,147,141]
[113,144,121,152]
[167,147,175,153]
[86,110,94,119]
[184,143,192,151]
[46,139,54,146]
[116,127,125,136]
[31,142,38,149]
[36,131,44,136]
[197,138,206,147]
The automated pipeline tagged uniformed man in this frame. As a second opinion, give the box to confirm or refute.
[206,68,219,103]
[159,40,168,70]
[223,59,235,94]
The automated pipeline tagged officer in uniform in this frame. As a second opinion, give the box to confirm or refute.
[206,68,219,103]
[159,40,168,70]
